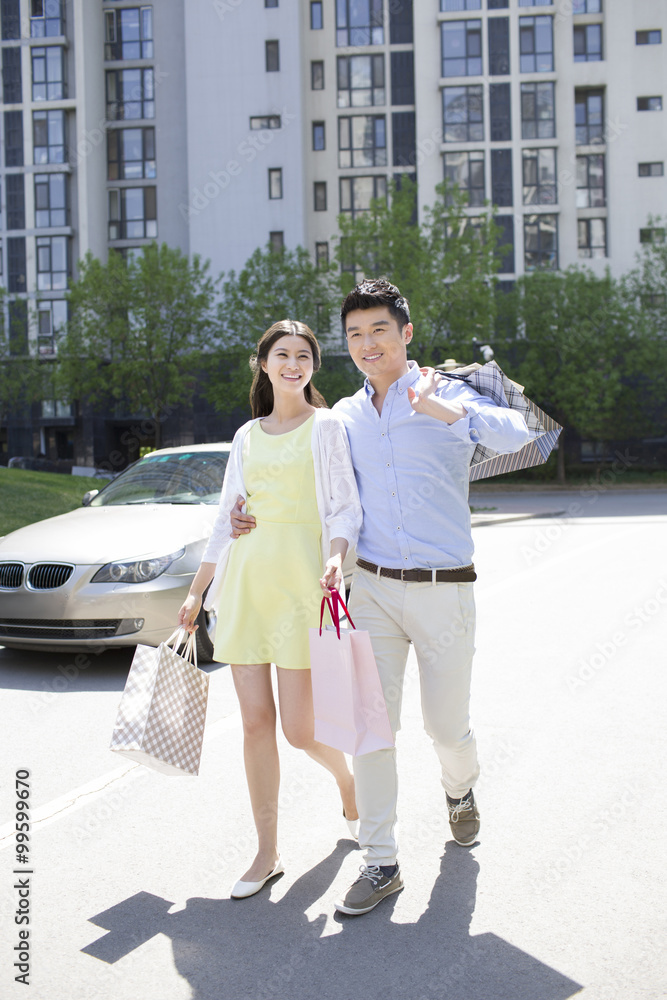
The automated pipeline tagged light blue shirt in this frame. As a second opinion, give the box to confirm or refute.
[333,361,530,569]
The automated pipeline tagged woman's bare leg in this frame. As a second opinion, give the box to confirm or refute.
[231,663,282,881]
[276,667,358,821]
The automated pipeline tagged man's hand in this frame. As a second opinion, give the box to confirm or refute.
[407,366,467,424]
[230,495,256,538]
[320,554,343,596]
[407,366,442,412]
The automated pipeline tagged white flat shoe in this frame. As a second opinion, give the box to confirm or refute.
[230,857,284,899]
[344,810,360,841]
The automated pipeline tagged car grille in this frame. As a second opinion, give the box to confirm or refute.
[0,563,24,589]
[26,564,74,590]
[0,619,122,640]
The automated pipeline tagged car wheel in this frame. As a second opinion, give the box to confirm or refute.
[194,598,216,664]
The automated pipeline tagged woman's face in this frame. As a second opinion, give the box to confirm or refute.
[261,334,314,393]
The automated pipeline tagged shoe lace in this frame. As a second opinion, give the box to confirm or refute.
[449,796,474,823]
[356,864,383,887]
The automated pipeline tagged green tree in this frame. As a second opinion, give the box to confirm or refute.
[512,267,638,481]
[206,243,357,413]
[57,243,217,447]
[0,290,51,433]
[334,178,503,365]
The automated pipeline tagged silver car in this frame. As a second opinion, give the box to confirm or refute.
[0,443,232,662]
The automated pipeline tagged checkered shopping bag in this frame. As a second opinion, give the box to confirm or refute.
[109,627,209,775]
[438,360,563,481]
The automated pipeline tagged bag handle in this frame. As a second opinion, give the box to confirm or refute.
[164,626,199,668]
[319,589,355,640]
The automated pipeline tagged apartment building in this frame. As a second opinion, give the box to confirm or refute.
[1,0,665,464]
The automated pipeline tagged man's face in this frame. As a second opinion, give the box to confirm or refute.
[344,306,413,384]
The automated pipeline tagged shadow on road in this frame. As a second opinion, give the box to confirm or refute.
[83,840,583,1000]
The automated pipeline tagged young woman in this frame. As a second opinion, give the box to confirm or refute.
[177,320,362,899]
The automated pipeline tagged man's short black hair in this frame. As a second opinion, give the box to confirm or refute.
[340,277,411,331]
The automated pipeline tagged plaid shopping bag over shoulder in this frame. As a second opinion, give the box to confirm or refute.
[438,360,562,481]
[110,628,209,776]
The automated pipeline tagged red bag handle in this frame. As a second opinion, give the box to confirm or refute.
[319,589,355,639]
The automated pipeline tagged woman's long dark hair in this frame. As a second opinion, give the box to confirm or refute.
[249,320,328,418]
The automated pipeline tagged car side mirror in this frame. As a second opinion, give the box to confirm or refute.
[82,490,99,506]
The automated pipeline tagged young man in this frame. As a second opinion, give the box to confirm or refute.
[232,278,530,915]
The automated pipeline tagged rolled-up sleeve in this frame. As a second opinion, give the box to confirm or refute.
[323,418,363,547]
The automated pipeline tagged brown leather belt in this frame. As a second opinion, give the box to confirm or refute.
[356,558,476,583]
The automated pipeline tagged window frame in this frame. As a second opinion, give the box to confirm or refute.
[573,23,603,62]
[106,68,155,121]
[339,175,387,218]
[440,0,481,10]
[31,45,65,101]
[311,60,324,90]
[577,218,607,258]
[520,81,555,139]
[523,213,558,271]
[635,30,661,46]
[336,0,384,48]
[268,167,283,200]
[104,7,153,61]
[36,233,68,290]
[443,149,485,207]
[338,114,387,168]
[33,109,65,165]
[576,153,605,208]
[522,147,557,206]
[310,1,323,29]
[575,89,604,145]
[313,181,327,212]
[441,19,483,78]
[442,84,484,143]
[312,121,325,151]
[108,186,157,240]
[265,40,280,72]
[637,96,662,111]
[638,162,664,177]
[34,171,67,227]
[337,54,385,108]
[519,15,554,73]
[107,126,156,181]
[30,0,63,38]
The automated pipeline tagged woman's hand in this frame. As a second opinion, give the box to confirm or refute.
[320,554,343,596]
[177,593,202,633]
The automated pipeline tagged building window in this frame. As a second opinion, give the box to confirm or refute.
[390,0,413,44]
[106,69,154,120]
[9,299,28,355]
[108,187,157,240]
[572,0,601,11]
[521,81,555,139]
[574,24,602,62]
[1,0,20,40]
[5,110,24,167]
[268,168,283,199]
[7,237,25,291]
[443,85,483,142]
[391,51,414,106]
[337,55,385,108]
[639,228,666,244]
[336,0,383,47]
[519,16,553,73]
[490,82,511,140]
[518,0,551,5]
[578,219,606,258]
[522,148,557,205]
[575,89,604,144]
[310,1,322,29]
[37,299,67,355]
[35,173,66,227]
[440,0,481,9]
[637,96,662,111]
[444,150,485,206]
[636,30,661,45]
[265,0,278,7]
[2,46,22,103]
[316,303,330,335]
[269,231,284,251]
[524,214,558,270]
[312,121,325,151]
[495,216,514,273]
[339,176,387,218]
[6,174,25,229]
[576,154,605,207]
[32,46,65,101]
[491,148,512,206]
[488,0,509,8]
[33,109,65,164]
[338,115,386,168]
[315,241,329,267]
[441,20,482,77]
[392,111,415,167]
[488,17,510,76]
[105,7,153,60]
[250,115,281,130]
[638,162,664,177]
[107,128,155,180]
[30,0,63,37]
[265,40,280,72]
[311,60,324,90]
[314,181,327,211]
[36,234,68,289]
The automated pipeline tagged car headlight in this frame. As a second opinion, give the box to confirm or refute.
[91,548,185,584]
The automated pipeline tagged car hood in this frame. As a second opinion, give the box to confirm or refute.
[0,504,218,564]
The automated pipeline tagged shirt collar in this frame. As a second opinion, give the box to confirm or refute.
[363,359,421,397]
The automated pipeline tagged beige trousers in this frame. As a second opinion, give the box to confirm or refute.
[349,568,480,866]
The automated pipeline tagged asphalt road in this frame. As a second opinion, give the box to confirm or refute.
[1,489,666,1000]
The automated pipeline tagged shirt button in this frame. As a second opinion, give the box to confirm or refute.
[381,432,385,436]
[397,526,401,531]
[391,492,395,496]
[386,463,390,467]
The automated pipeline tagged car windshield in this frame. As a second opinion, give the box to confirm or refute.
[90,451,229,506]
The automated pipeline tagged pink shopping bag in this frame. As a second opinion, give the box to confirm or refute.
[309,591,394,756]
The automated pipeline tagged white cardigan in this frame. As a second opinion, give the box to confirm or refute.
[202,409,362,611]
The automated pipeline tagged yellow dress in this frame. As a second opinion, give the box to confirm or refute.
[213,415,323,669]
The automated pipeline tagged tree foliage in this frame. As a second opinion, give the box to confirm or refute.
[0,289,51,426]
[58,243,217,446]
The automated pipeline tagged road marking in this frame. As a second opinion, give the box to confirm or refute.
[0,710,241,849]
